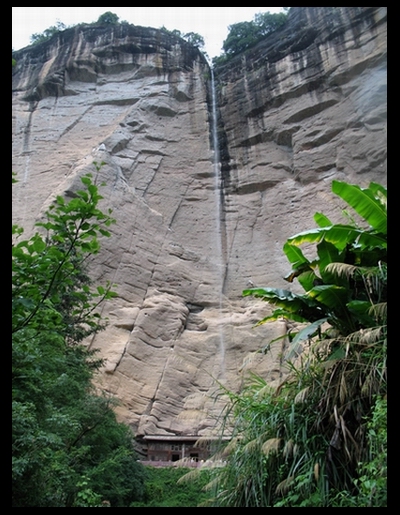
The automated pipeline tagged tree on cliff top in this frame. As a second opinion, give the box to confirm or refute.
[96,11,120,25]
[28,12,122,47]
[30,20,67,45]
[213,9,289,65]
[159,26,205,50]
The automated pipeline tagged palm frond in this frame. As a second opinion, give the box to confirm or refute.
[325,262,358,279]
[294,386,310,404]
[261,438,281,456]
[368,302,387,322]
[275,475,295,495]
[177,467,202,484]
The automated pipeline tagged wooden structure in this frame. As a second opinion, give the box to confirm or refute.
[137,435,222,463]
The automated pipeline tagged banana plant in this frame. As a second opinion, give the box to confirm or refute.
[243,180,387,341]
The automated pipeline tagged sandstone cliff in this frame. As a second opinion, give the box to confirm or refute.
[12,7,387,437]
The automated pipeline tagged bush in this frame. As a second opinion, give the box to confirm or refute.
[213,9,289,65]
[12,170,146,506]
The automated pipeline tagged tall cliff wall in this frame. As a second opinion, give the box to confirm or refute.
[12,7,387,437]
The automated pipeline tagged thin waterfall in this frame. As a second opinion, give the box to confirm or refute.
[210,69,225,378]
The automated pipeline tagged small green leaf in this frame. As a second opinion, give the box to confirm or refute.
[33,237,46,254]
[81,176,92,186]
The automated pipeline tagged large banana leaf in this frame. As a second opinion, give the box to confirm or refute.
[297,270,318,292]
[254,308,309,326]
[317,240,342,272]
[283,242,316,285]
[346,300,377,327]
[307,284,349,310]
[287,224,386,251]
[243,287,325,322]
[332,180,387,234]
[242,288,304,312]
[317,240,347,286]
[283,242,310,268]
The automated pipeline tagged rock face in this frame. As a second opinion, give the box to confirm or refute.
[12,8,387,437]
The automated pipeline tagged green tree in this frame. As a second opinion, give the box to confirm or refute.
[159,26,205,50]
[183,32,205,49]
[222,20,259,56]
[219,10,288,60]
[203,180,387,507]
[96,11,120,25]
[253,11,288,37]
[12,170,146,506]
[30,20,67,45]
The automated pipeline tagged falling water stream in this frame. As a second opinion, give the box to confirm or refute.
[210,69,226,378]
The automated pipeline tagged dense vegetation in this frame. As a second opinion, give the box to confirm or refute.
[193,180,387,507]
[29,12,123,45]
[131,466,212,507]
[25,8,287,63]
[213,8,290,66]
[12,169,147,507]
[27,11,204,52]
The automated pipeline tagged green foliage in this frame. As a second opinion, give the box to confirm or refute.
[130,466,212,507]
[12,172,146,506]
[213,9,288,65]
[12,171,116,341]
[353,395,387,506]
[27,12,122,48]
[96,11,120,25]
[244,181,387,339]
[30,20,67,46]
[205,180,387,507]
[183,31,205,49]
[159,26,205,49]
